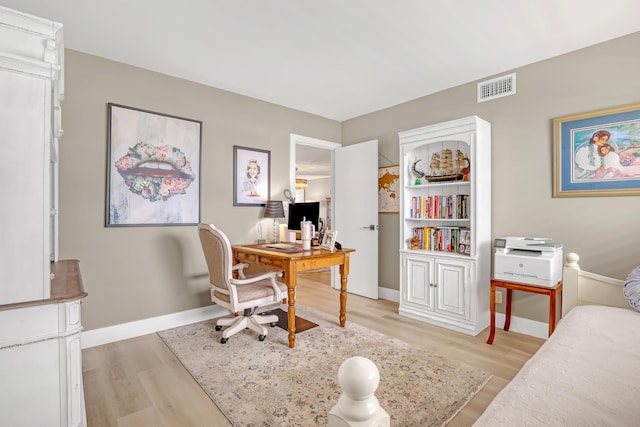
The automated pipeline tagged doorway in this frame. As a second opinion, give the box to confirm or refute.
[289,134,379,299]
[289,134,339,228]
[289,134,340,288]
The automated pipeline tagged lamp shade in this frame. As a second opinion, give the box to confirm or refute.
[263,200,285,219]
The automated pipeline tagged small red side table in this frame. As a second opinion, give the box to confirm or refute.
[487,278,562,345]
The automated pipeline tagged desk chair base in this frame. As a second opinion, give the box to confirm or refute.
[215,309,279,343]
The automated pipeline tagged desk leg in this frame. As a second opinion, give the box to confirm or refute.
[487,282,496,344]
[339,253,350,327]
[549,288,557,337]
[504,288,513,331]
[285,264,297,348]
[558,285,563,321]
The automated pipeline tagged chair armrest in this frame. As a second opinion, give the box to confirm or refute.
[231,270,278,285]
[232,262,249,279]
[232,272,284,298]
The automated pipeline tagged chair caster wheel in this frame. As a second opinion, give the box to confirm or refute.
[220,337,228,344]
[270,322,277,327]
[259,335,266,341]
[215,325,222,331]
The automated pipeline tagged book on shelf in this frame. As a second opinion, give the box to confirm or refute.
[410,225,470,255]
[458,228,471,255]
[409,194,469,219]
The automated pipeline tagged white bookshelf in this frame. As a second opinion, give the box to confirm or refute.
[398,116,491,336]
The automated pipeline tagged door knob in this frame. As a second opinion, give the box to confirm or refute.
[361,225,378,230]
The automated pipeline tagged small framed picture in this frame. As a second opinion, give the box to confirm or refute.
[233,145,270,206]
[321,230,338,252]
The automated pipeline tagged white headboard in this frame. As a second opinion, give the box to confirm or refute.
[562,252,629,316]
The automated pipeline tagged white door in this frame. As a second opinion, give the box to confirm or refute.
[334,140,379,299]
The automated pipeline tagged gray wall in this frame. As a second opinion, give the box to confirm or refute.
[61,50,341,330]
[62,32,639,331]
[344,32,640,321]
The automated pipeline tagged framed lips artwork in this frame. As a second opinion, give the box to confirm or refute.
[106,103,202,226]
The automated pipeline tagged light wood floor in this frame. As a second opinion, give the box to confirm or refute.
[82,271,543,426]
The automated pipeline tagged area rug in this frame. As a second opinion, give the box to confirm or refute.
[158,304,492,426]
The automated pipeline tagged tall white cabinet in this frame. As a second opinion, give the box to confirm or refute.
[0,6,87,426]
[398,116,491,336]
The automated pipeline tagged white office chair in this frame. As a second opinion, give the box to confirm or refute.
[198,223,287,343]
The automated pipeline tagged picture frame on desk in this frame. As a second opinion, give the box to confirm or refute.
[553,102,640,198]
[321,230,338,252]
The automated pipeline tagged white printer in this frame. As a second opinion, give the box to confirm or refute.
[493,237,563,287]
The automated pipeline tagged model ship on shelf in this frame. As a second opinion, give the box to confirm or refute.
[411,149,470,184]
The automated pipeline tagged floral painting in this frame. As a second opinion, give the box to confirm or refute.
[553,102,640,197]
[107,104,201,226]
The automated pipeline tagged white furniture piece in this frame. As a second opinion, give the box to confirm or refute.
[398,116,491,336]
[0,261,88,427]
[198,223,287,343]
[473,253,640,426]
[328,356,390,427]
[0,5,63,304]
[0,6,87,426]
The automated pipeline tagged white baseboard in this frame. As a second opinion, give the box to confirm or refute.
[378,287,547,340]
[82,288,398,350]
[378,286,399,302]
[81,305,229,349]
[82,289,547,349]
[494,313,549,339]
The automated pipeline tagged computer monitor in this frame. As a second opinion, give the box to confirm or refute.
[287,202,320,231]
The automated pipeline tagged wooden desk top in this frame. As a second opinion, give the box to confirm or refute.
[232,243,355,259]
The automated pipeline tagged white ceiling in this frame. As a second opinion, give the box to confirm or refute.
[4,0,640,122]
[4,1,639,179]
[296,144,333,180]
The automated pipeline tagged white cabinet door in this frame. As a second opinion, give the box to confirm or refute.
[402,254,470,321]
[0,67,50,304]
[435,259,470,320]
[402,253,435,312]
[0,5,63,305]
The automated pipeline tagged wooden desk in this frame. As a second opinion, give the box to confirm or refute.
[487,278,562,344]
[232,243,355,348]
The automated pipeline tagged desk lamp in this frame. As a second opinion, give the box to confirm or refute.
[263,200,285,243]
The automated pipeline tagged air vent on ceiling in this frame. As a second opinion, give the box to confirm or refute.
[477,73,516,103]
